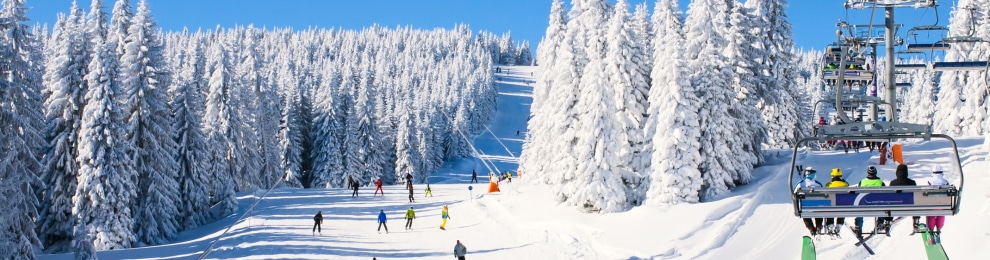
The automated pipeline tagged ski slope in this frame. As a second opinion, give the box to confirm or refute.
[36,65,990,259]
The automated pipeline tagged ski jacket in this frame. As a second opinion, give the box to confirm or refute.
[928,173,950,186]
[314,212,323,224]
[454,243,467,256]
[794,179,823,190]
[889,165,917,186]
[441,209,450,219]
[826,178,849,188]
[859,176,885,187]
[375,179,383,187]
[378,212,387,223]
[406,209,416,219]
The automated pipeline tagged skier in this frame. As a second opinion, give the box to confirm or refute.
[351,179,360,197]
[824,168,849,235]
[794,167,824,236]
[408,185,415,203]
[440,205,450,230]
[453,240,467,260]
[425,184,433,197]
[377,210,389,234]
[506,171,512,183]
[854,166,887,236]
[374,178,384,196]
[405,207,416,230]
[313,211,323,234]
[926,165,950,233]
[470,170,478,184]
[889,164,921,232]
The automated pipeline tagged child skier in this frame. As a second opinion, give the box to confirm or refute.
[926,165,950,233]
[425,184,433,197]
[440,205,450,230]
[795,167,824,236]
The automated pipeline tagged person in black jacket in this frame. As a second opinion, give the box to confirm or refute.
[350,178,360,197]
[313,211,323,234]
[889,164,921,230]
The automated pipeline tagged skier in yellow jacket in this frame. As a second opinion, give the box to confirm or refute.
[440,205,450,230]
[405,207,415,230]
[824,168,849,234]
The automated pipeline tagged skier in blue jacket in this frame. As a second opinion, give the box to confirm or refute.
[377,210,389,233]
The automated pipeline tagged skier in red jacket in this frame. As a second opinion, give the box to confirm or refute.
[374,178,384,196]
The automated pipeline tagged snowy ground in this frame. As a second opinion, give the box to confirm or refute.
[37,65,989,259]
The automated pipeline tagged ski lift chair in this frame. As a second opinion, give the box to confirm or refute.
[788,121,964,218]
[906,25,951,52]
[844,0,935,9]
[931,36,989,71]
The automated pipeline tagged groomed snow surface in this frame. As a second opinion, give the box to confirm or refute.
[37,66,989,259]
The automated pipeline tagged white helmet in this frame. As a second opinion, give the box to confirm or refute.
[931,165,944,174]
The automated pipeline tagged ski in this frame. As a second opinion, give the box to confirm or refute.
[850,225,876,255]
[917,224,949,260]
[801,236,817,260]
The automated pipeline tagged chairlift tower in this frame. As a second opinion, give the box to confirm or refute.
[844,0,936,123]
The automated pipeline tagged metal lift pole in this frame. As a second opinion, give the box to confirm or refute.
[835,31,853,124]
[870,42,879,121]
[885,6,898,122]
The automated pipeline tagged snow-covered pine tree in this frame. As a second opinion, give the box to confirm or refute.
[255,61,284,189]
[170,40,212,230]
[934,0,979,136]
[499,32,517,65]
[644,0,704,205]
[232,27,263,190]
[108,0,131,57]
[553,0,631,213]
[746,0,805,149]
[516,40,533,65]
[520,0,566,182]
[120,0,181,246]
[309,65,345,188]
[277,62,304,188]
[724,1,763,178]
[630,2,653,90]
[296,72,317,187]
[345,61,385,184]
[0,0,45,257]
[74,31,137,251]
[684,0,742,200]
[900,59,936,126]
[37,5,88,252]
[604,0,649,205]
[203,39,238,219]
[536,0,588,186]
[958,1,989,135]
[393,100,421,184]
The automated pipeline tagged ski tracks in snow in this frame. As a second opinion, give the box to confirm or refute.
[685,162,793,259]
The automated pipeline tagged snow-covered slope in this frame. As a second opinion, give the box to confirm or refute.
[36,66,989,259]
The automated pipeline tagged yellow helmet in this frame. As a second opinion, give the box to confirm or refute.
[831,168,843,177]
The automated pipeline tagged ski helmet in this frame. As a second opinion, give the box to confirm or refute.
[831,168,842,177]
[931,165,944,174]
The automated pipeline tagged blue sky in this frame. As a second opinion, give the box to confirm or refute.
[25,0,952,52]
